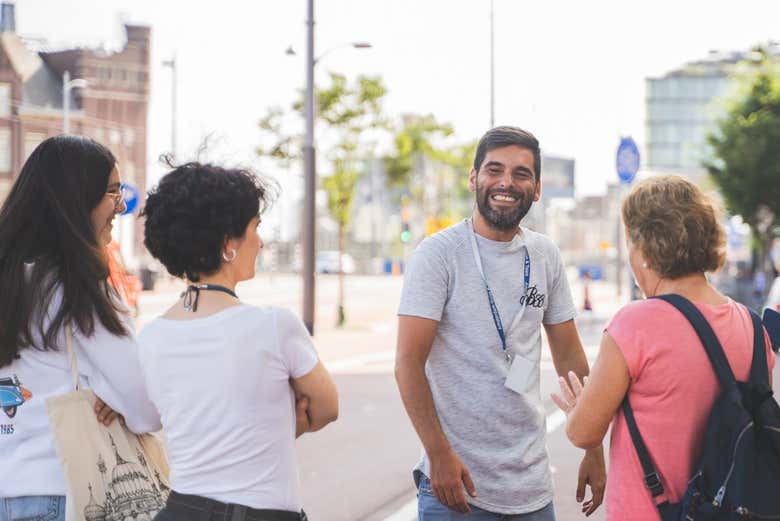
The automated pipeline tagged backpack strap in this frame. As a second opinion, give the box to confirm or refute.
[653,294,738,390]
[749,309,770,386]
[621,293,740,507]
[621,397,666,499]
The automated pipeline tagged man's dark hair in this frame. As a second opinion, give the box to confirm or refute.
[473,126,541,181]
[0,135,127,367]
[142,162,274,282]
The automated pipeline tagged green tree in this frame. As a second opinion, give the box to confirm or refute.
[383,114,453,190]
[322,160,360,326]
[383,115,477,243]
[257,73,387,326]
[706,54,780,277]
[439,140,479,203]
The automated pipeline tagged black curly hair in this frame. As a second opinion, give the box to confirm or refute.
[142,162,273,281]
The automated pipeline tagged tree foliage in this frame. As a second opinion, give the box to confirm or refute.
[257,72,388,326]
[706,58,780,239]
[383,114,454,188]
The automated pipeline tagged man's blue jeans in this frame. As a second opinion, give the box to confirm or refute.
[0,496,65,521]
[417,476,556,521]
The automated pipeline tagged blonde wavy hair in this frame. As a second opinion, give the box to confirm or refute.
[621,175,726,279]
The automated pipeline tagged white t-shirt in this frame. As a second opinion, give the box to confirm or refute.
[0,285,162,497]
[137,305,319,511]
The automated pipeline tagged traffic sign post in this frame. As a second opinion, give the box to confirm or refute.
[616,137,640,185]
[615,137,640,299]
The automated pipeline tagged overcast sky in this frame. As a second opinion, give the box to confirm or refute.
[17,0,780,200]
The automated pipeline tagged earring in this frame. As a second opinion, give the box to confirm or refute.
[642,262,648,269]
[222,249,237,262]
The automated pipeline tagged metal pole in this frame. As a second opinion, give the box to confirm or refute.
[63,70,70,133]
[171,55,177,160]
[489,0,495,128]
[370,160,378,263]
[162,56,178,160]
[302,0,316,335]
[616,184,626,298]
[616,207,622,298]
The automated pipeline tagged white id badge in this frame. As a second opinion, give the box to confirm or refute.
[504,354,536,395]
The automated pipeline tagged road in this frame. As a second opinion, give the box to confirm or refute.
[136,273,780,521]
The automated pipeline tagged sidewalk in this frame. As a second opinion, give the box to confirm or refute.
[136,273,402,367]
[137,273,629,369]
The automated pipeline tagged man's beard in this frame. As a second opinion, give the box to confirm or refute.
[476,185,534,231]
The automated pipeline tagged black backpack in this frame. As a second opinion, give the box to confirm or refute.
[622,294,780,520]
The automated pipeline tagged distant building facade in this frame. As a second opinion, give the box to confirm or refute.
[0,2,150,258]
[645,43,780,172]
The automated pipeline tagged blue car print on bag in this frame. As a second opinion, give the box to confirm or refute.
[0,375,32,418]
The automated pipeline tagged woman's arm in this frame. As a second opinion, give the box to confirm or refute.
[77,326,162,434]
[291,361,338,432]
[553,331,630,449]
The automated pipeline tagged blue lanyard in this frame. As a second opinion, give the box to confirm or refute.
[467,220,530,362]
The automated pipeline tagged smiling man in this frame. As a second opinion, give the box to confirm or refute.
[395,126,605,520]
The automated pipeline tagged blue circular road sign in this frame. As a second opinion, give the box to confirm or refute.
[120,183,139,215]
[616,137,640,184]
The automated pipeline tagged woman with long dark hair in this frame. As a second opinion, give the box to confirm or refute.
[0,135,161,520]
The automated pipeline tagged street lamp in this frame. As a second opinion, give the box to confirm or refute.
[162,55,178,160]
[62,70,87,134]
[490,0,495,127]
[286,41,372,64]
[298,0,371,335]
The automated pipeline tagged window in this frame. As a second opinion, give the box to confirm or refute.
[24,132,45,161]
[0,128,11,173]
[0,83,11,117]
[123,128,135,146]
[123,161,135,184]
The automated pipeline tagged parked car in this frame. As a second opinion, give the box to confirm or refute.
[0,375,32,418]
[315,251,356,274]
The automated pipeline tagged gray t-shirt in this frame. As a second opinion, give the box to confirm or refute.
[398,219,575,514]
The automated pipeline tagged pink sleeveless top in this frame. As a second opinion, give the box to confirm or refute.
[605,298,774,520]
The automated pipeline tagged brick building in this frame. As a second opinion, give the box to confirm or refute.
[0,2,150,259]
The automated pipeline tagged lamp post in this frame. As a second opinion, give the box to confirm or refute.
[162,55,178,160]
[297,0,371,335]
[62,71,87,134]
[490,0,495,128]
[303,0,316,335]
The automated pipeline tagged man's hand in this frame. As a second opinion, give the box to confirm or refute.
[94,397,122,427]
[429,448,477,514]
[295,395,311,438]
[577,446,606,516]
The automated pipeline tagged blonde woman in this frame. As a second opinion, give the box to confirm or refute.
[552,176,774,520]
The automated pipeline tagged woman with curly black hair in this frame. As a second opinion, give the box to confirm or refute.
[139,162,338,521]
[0,135,161,520]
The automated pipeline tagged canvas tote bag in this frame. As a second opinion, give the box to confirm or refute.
[46,325,170,521]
